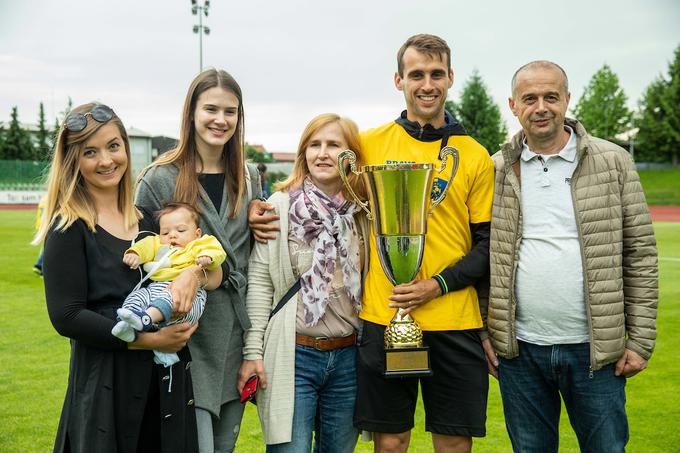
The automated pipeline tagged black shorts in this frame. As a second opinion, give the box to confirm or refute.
[353,320,488,437]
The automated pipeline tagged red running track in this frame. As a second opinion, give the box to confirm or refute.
[648,205,680,222]
[0,204,37,210]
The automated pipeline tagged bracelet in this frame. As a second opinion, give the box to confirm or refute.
[194,267,208,289]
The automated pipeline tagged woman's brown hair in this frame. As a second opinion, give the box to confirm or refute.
[143,69,246,218]
[33,102,138,244]
[275,113,366,200]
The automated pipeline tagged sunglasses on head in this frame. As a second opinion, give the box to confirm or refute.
[64,104,115,132]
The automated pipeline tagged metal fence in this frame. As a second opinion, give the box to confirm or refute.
[0,160,49,190]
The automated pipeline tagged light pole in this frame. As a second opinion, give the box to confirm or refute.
[191,0,211,71]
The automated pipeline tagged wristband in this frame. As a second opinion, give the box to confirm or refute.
[433,274,448,295]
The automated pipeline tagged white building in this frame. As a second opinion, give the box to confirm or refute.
[126,126,154,178]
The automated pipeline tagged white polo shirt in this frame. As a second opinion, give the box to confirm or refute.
[515,127,589,345]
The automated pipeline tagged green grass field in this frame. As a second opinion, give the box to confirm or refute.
[1,210,678,452]
[638,168,680,205]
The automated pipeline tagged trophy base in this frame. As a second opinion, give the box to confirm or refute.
[384,346,433,378]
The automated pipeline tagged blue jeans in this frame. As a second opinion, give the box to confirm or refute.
[267,344,359,453]
[499,341,628,453]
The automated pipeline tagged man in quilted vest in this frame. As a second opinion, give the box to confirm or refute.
[483,60,658,452]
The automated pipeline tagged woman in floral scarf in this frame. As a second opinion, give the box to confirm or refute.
[238,114,370,452]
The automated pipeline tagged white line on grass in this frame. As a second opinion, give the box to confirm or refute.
[659,257,680,262]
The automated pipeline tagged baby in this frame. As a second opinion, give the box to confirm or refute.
[112,202,226,366]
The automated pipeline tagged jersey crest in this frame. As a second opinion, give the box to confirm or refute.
[431,177,448,201]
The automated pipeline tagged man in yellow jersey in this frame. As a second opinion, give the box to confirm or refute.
[248,34,494,453]
[352,34,493,453]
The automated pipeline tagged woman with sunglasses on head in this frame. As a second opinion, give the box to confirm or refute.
[237,113,369,452]
[36,103,222,453]
[135,69,262,452]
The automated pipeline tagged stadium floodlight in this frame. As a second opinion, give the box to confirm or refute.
[189,0,212,71]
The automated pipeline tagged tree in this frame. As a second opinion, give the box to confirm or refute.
[4,106,34,160]
[267,170,287,189]
[634,44,680,165]
[634,77,670,163]
[445,69,507,154]
[53,117,61,143]
[0,122,6,159]
[246,144,273,163]
[53,97,73,141]
[36,102,51,160]
[572,64,632,141]
[659,45,680,165]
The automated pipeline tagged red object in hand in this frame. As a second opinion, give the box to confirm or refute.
[240,375,259,404]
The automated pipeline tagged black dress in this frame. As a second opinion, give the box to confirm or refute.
[43,210,198,453]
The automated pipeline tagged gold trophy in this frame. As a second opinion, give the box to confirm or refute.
[338,148,458,377]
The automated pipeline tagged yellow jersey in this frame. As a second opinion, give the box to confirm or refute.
[359,121,494,330]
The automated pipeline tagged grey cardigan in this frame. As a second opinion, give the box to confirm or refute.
[135,162,261,416]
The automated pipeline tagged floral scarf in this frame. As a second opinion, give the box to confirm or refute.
[288,176,361,326]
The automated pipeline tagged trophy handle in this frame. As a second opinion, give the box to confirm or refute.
[430,146,460,213]
[338,149,373,221]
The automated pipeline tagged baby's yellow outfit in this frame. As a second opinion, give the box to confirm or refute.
[125,234,226,281]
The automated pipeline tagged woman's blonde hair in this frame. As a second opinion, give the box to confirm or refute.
[141,68,246,218]
[33,102,138,244]
[275,113,366,200]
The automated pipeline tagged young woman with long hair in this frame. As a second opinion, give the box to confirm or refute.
[136,69,261,452]
[37,102,221,452]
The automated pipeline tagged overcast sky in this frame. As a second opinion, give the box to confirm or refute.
[1,0,679,152]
